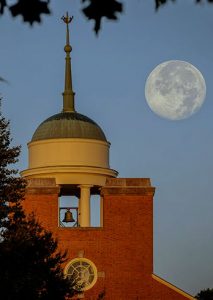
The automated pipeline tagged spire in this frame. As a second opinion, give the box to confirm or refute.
[61,12,75,112]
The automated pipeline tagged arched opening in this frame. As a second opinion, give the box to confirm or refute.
[59,195,79,227]
[58,185,102,228]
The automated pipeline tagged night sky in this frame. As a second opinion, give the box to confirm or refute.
[1,1,213,296]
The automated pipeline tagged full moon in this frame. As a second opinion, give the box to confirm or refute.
[145,60,206,120]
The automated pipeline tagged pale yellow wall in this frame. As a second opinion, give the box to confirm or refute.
[21,138,117,186]
[28,138,110,169]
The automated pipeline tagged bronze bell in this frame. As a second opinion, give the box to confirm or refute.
[63,209,75,223]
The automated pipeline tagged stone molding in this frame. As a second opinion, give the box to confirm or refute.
[25,178,60,195]
[101,178,155,196]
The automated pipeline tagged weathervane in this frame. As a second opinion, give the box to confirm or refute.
[61,12,73,25]
[61,12,73,49]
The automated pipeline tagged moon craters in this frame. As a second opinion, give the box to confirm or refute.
[145,60,206,120]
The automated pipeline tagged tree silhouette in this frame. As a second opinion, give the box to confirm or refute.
[0,98,26,228]
[0,0,213,34]
[195,288,213,300]
[0,99,77,300]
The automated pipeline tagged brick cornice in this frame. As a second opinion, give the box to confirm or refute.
[101,178,155,196]
[25,178,60,195]
[101,187,155,196]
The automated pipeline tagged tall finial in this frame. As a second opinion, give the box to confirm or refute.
[61,12,75,112]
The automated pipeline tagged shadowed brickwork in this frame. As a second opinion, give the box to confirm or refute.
[23,178,194,300]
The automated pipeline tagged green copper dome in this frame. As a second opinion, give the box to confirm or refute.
[31,112,107,142]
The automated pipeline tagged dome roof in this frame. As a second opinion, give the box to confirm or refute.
[31,112,107,142]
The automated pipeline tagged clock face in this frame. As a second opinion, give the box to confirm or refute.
[65,258,97,291]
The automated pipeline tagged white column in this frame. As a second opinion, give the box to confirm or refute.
[78,196,81,227]
[79,185,92,227]
[100,196,104,227]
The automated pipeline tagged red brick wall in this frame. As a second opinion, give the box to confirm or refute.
[23,178,194,300]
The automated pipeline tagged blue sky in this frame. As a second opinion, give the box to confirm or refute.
[1,0,213,296]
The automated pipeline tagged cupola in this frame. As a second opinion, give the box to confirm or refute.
[21,13,117,227]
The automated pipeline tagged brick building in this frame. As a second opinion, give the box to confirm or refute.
[21,14,195,300]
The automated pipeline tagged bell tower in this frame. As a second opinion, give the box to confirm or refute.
[21,14,195,300]
[21,13,117,228]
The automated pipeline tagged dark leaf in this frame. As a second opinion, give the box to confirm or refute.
[9,0,50,25]
[196,0,213,3]
[82,0,123,34]
[155,0,176,10]
[0,0,7,15]
[0,76,8,84]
